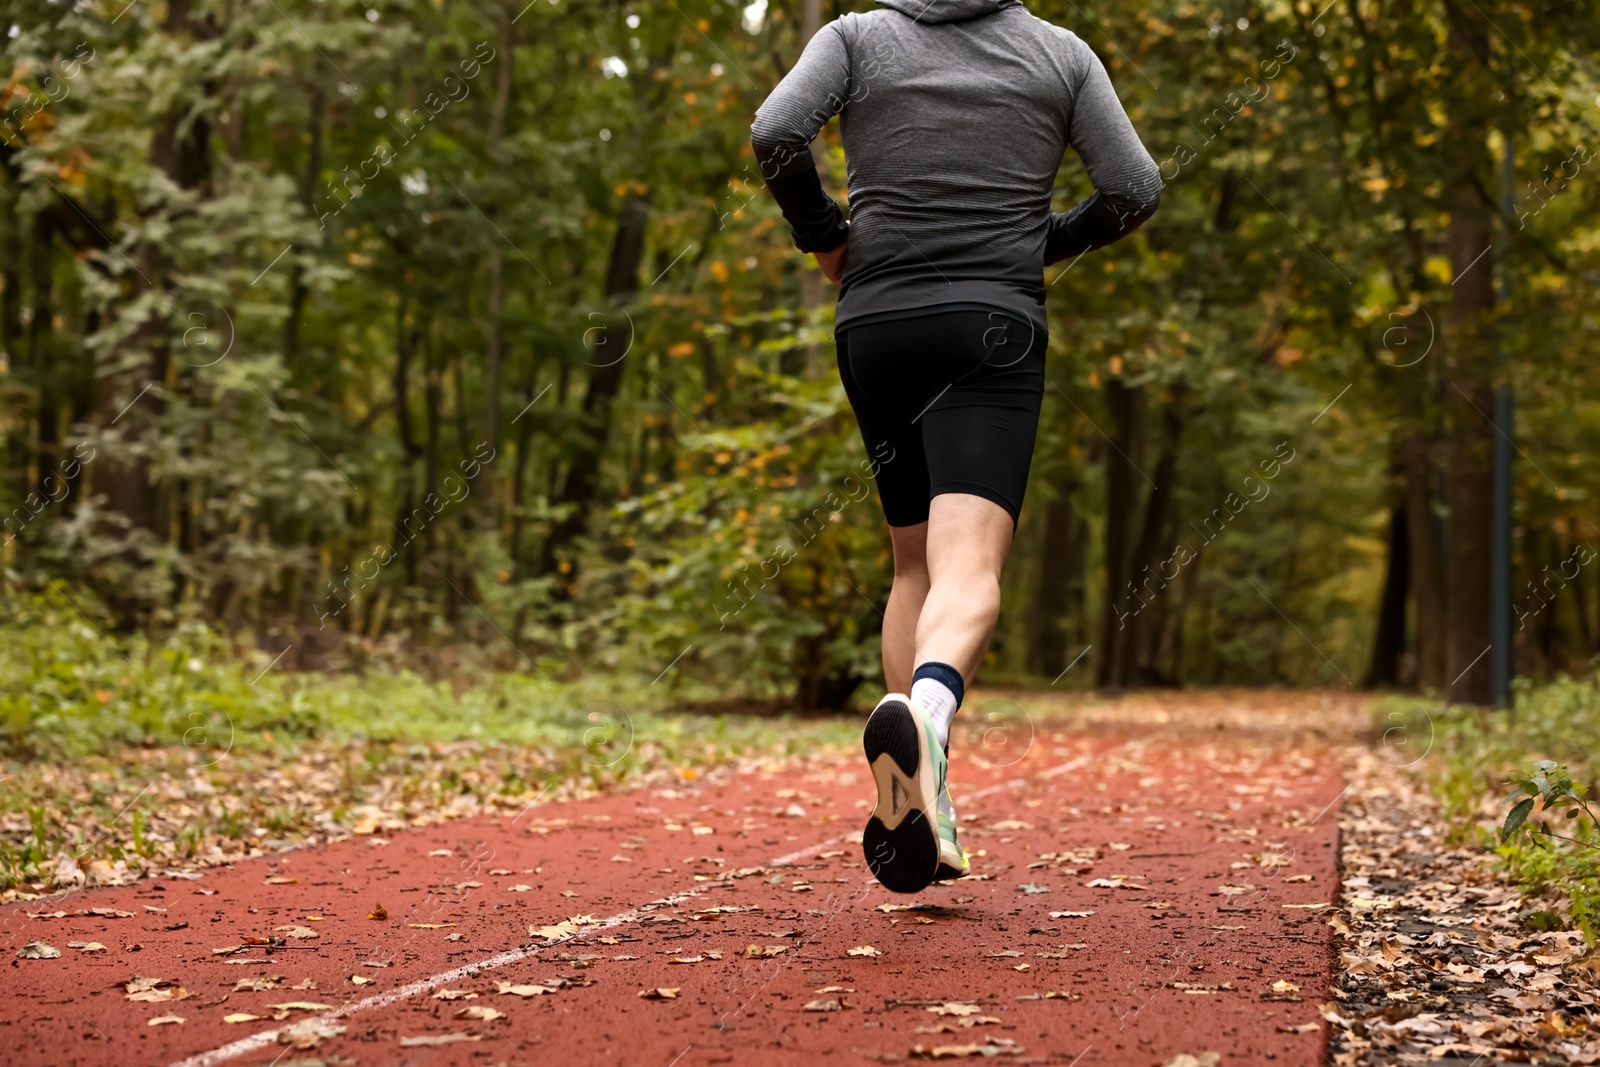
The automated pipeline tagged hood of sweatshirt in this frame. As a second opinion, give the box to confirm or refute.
[876,0,1022,25]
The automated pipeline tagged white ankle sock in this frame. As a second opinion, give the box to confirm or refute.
[911,677,959,750]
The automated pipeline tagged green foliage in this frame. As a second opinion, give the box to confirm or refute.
[1500,759,1595,844]
[2,0,1600,699]
[1419,672,1600,940]
[585,351,889,705]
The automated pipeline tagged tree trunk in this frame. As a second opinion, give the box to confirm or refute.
[1,185,21,366]
[1400,381,1446,691]
[452,356,471,460]
[424,353,442,511]
[545,359,570,500]
[1123,392,1183,684]
[1441,15,1496,706]
[1027,479,1077,676]
[1364,500,1409,688]
[29,212,58,494]
[1096,378,1143,688]
[1570,550,1595,660]
[510,366,537,568]
[393,291,421,584]
[480,4,516,525]
[541,192,652,580]
[283,89,323,367]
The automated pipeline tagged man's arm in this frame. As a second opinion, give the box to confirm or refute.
[1045,37,1163,264]
[750,22,851,254]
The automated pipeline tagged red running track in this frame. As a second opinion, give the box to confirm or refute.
[0,720,1342,1066]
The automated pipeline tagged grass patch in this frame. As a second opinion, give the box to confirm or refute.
[1393,672,1600,940]
[0,589,859,894]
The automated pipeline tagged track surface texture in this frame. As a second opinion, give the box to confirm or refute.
[1,693,1350,1066]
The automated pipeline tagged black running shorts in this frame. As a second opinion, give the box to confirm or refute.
[835,309,1047,528]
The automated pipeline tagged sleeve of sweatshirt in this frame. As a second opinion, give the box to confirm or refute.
[749,21,852,254]
[1044,37,1163,265]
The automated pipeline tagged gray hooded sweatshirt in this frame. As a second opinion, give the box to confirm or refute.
[750,0,1161,336]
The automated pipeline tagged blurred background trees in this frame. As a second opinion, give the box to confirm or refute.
[3,0,1598,707]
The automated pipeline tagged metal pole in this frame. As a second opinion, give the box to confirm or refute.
[1490,132,1515,710]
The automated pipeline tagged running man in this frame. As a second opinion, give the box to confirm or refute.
[751,0,1161,894]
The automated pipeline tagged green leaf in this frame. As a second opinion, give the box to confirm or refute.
[1502,797,1536,842]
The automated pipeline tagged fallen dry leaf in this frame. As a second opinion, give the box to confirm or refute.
[17,941,60,960]
[638,988,680,1000]
[804,998,844,1012]
[927,1002,983,1017]
[407,923,455,930]
[67,941,107,953]
[223,1013,266,1024]
[278,1020,346,1049]
[456,1005,506,1021]
[269,1002,336,1013]
[126,978,190,1003]
[1160,1054,1221,1067]
[496,983,553,998]
[368,904,388,920]
[910,1036,1023,1058]
[400,1032,483,1047]
[275,925,319,939]
[147,1014,185,1027]
[848,945,881,957]
[433,989,479,1000]
[744,944,787,958]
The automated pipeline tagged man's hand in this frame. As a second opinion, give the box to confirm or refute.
[814,237,848,285]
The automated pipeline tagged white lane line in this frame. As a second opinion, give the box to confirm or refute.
[169,754,1085,1067]
[166,837,839,1067]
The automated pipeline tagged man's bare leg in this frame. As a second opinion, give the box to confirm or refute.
[883,521,930,694]
[914,493,1015,688]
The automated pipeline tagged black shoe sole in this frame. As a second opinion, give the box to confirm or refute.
[862,699,939,895]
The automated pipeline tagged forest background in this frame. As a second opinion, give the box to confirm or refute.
[3,0,1599,711]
